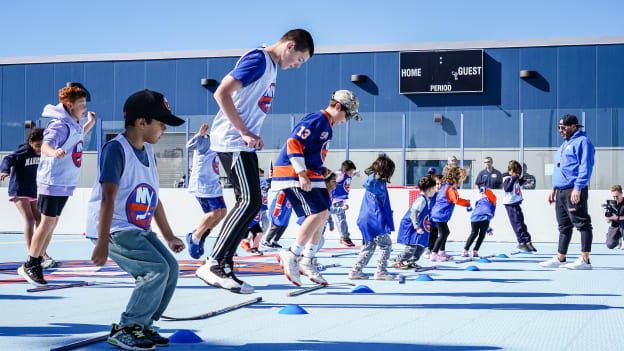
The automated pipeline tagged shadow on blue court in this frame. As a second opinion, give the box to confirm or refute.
[322,291,620,298]
[0,323,110,337]
[248,302,622,311]
[0,294,64,300]
[433,278,551,283]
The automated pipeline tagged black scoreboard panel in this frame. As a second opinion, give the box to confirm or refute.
[399,49,483,94]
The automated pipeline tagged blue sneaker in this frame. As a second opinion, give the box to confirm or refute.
[186,231,204,259]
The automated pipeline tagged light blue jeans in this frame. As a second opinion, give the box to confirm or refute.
[330,202,351,238]
[352,233,392,272]
[92,229,179,329]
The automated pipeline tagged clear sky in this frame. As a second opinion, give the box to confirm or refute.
[1,0,622,57]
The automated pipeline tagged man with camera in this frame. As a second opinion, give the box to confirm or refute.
[605,185,624,249]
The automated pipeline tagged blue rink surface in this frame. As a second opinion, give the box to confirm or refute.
[1,234,624,351]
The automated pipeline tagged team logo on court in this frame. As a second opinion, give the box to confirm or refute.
[72,141,83,167]
[320,140,330,162]
[212,155,219,174]
[126,183,157,230]
[258,83,276,113]
[423,214,431,232]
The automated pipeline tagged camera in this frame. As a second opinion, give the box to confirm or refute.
[603,200,618,217]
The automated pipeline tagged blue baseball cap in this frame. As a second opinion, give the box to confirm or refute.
[428,167,436,174]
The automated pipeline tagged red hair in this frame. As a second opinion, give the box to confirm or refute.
[59,86,86,104]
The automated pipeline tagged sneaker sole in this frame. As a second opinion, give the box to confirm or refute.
[195,272,253,294]
[278,260,301,287]
[108,337,156,351]
[17,266,47,287]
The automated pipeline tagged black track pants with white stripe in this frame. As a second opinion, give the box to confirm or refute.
[210,152,262,265]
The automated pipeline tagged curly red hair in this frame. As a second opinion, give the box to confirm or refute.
[59,86,86,104]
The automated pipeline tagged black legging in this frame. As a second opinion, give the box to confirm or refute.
[432,221,450,253]
[428,225,438,251]
[464,220,489,251]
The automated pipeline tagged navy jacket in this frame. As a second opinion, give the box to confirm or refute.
[0,144,40,198]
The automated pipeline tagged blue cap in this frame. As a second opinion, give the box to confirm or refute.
[428,167,436,174]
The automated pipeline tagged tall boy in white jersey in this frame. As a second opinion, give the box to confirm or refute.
[87,90,186,350]
[196,29,314,294]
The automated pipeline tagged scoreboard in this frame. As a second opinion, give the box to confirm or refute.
[399,49,483,94]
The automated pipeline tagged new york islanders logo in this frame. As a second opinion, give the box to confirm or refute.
[258,83,276,113]
[286,200,292,209]
[343,178,351,193]
[423,214,431,232]
[515,186,521,195]
[212,155,220,175]
[126,183,157,230]
[72,141,83,167]
[320,140,331,162]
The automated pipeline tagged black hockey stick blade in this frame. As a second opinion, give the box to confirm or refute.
[50,334,108,351]
[287,282,355,297]
[161,296,262,321]
[28,281,91,293]
[415,265,439,272]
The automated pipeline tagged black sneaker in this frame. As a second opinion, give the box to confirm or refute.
[526,242,537,252]
[517,243,530,252]
[108,323,155,350]
[250,248,264,256]
[18,264,47,287]
[144,327,169,347]
[271,242,283,249]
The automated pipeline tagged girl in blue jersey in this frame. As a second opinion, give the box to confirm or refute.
[430,166,471,262]
[462,186,497,257]
[330,160,357,247]
[349,154,396,280]
[393,176,436,270]
[0,128,44,259]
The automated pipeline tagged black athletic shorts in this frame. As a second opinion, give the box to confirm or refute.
[37,194,69,217]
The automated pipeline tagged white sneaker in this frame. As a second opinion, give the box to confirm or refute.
[348,270,369,280]
[423,248,431,259]
[279,250,302,286]
[562,257,592,270]
[299,257,328,285]
[374,270,396,280]
[539,256,566,268]
[196,260,254,294]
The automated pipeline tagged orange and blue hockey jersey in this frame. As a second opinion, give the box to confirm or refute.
[430,183,470,222]
[271,110,333,191]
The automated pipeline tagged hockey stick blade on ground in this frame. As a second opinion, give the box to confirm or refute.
[287,282,356,297]
[50,334,108,351]
[415,265,439,272]
[161,297,262,321]
[28,281,92,293]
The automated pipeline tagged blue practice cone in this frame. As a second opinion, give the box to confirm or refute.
[415,274,434,281]
[465,265,480,271]
[351,285,375,293]
[496,254,509,258]
[478,258,491,263]
[279,304,309,315]
[169,329,202,343]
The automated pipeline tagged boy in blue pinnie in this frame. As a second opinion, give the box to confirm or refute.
[393,176,436,270]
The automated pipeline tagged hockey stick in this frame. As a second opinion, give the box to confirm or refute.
[509,251,522,255]
[161,297,262,321]
[330,251,358,258]
[28,281,92,293]
[415,265,439,272]
[50,334,108,351]
[317,263,341,271]
[287,282,355,297]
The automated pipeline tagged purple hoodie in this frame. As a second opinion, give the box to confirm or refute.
[38,103,83,196]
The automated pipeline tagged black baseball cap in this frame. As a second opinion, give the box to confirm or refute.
[560,114,583,127]
[123,90,185,127]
